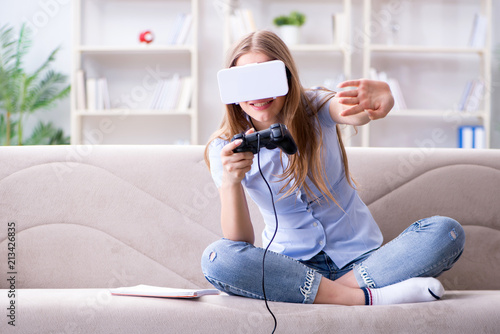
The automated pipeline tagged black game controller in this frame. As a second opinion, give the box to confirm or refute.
[231,123,297,155]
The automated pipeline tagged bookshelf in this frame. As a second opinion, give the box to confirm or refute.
[222,0,353,142]
[223,3,351,88]
[71,0,199,145]
[221,0,492,148]
[362,0,492,148]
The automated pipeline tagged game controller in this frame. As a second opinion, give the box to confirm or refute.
[231,123,297,155]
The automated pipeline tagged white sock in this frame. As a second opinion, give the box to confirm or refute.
[362,277,444,305]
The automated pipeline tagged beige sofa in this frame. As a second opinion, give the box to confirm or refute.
[1,145,499,333]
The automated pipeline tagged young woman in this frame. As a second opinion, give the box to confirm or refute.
[201,30,464,306]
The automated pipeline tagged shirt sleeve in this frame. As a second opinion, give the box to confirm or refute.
[208,138,229,188]
[307,89,336,128]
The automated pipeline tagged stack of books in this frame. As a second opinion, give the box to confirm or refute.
[149,74,193,111]
[458,125,485,149]
[75,70,193,112]
[76,70,111,111]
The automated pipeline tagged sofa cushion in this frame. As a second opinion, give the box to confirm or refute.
[1,289,499,333]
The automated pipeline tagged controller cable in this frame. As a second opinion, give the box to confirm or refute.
[256,133,279,334]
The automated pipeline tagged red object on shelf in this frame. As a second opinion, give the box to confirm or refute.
[139,30,154,44]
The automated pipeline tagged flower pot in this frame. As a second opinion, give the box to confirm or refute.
[278,25,301,45]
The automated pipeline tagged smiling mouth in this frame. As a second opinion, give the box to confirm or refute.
[250,99,274,108]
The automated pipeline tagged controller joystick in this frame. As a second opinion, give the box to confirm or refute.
[231,123,297,155]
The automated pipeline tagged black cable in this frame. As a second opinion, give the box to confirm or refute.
[256,133,278,334]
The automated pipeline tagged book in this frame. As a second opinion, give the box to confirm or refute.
[76,70,87,110]
[458,125,485,149]
[149,74,192,111]
[149,80,166,109]
[110,285,220,299]
[177,76,193,111]
[458,80,473,111]
[176,13,193,45]
[96,78,104,110]
[468,13,487,48]
[168,13,186,45]
[332,13,346,46]
[474,126,486,149]
[458,126,474,149]
[86,78,97,111]
[458,79,484,112]
[157,79,171,110]
[99,77,111,110]
[165,73,181,110]
[83,76,111,111]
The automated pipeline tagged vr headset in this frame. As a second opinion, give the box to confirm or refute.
[217,60,289,104]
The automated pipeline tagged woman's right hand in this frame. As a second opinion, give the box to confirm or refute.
[219,129,256,244]
[220,128,255,186]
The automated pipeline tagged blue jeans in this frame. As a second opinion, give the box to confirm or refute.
[201,216,465,304]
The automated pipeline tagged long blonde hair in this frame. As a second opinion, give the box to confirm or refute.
[205,30,353,205]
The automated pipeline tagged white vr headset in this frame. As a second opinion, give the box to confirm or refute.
[217,60,289,104]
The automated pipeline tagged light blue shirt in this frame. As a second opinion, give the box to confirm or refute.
[209,90,383,268]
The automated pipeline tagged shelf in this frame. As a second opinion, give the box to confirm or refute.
[71,0,199,145]
[75,109,194,116]
[77,45,194,54]
[389,109,487,119]
[362,0,491,148]
[288,44,344,52]
[368,44,486,55]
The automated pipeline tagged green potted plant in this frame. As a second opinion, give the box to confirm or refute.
[0,23,70,145]
[273,11,306,45]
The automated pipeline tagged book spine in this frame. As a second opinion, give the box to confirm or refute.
[177,76,193,111]
[176,13,193,45]
[86,78,97,112]
[168,13,186,45]
[76,70,87,110]
[458,125,485,149]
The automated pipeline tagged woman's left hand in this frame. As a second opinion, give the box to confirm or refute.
[336,79,395,120]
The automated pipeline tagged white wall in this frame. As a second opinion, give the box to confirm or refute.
[1,0,499,147]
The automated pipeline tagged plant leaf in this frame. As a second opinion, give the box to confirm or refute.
[24,70,70,112]
[23,121,69,145]
[14,23,32,70]
[25,47,60,87]
[0,23,70,146]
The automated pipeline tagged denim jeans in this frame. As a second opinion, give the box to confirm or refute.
[201,216,465,304]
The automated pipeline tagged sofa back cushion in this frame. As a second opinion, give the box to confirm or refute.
[0,145,498,290]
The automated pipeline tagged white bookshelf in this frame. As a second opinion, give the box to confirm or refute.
[220,0,492,149]
[362,0,492,148]
[222,0,353,142]
[77,45,195,54]
[222,0,352,88]
[71,0,199,145]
